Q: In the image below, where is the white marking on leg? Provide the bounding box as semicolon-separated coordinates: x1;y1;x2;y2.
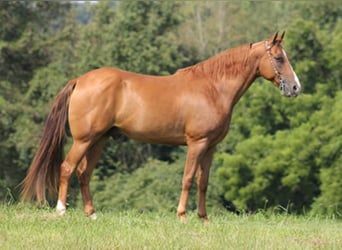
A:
56;200;66;216
89;213;97;220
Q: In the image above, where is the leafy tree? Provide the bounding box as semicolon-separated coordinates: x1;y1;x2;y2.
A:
310;92;342;216
323;19;342;93
108;2;192;75
285;3;342;95
0;2;73;200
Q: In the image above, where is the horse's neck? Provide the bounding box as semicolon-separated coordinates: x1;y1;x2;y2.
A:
227;69;259;106
217;48;261;106
177;43;263;107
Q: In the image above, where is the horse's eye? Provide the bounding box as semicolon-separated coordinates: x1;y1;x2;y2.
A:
275;56;284;63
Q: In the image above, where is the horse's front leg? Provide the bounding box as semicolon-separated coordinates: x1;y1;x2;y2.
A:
197;146;215;223
77;137;108;219
177;139;209;223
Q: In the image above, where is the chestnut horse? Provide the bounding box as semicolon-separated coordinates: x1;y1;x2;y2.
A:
21;32;300;222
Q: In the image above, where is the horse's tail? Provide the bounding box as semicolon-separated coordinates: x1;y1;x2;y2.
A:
21;79;77;205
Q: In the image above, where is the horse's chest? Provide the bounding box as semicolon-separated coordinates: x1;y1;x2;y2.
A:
208;114;232;143
186;108;232;144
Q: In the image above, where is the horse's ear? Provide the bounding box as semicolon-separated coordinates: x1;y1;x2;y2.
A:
271;32;279;45
280;31;285;42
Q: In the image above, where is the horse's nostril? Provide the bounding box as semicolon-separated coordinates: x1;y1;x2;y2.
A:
293;85;297;91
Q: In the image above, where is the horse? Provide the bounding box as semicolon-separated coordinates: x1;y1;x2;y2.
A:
21;32;301;222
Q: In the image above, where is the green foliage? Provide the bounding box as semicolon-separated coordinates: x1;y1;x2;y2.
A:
0;2;29;42
75;1;194;75
310;93;342;216
323;19;342;91
89;158;188;212
285;3;342;95
0;2;73;200
0;85;21;199
109;2;190;75
285;20;325;93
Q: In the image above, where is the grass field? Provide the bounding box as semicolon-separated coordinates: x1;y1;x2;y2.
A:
0;205;341;249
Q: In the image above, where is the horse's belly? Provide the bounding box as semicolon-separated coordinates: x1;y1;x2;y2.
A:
113;91;187;144
119;125;186;145
114;110;186;145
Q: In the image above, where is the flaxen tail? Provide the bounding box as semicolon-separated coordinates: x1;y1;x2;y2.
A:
21;79;77;205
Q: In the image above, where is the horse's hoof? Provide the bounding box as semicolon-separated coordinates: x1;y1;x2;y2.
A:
203;218;210;225
56;208;66;216
89;213;97;220
179;214;187;224
56;200;66;217
198;214;209;224
56;209;66;217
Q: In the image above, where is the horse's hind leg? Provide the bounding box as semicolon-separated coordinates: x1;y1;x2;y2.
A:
77;136;108;219
56;140;92;216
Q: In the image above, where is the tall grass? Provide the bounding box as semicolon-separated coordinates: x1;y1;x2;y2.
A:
0;205;341;249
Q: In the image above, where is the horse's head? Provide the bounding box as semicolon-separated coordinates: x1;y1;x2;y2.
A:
259;32;301;97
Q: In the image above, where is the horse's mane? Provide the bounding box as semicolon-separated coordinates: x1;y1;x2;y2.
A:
177;44;252;81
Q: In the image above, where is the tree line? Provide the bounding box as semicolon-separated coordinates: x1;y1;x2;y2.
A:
0;1;341;217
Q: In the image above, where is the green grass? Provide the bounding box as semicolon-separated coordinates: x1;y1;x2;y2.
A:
0;205;341;249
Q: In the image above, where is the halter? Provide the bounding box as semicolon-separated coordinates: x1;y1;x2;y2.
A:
265;40;286;91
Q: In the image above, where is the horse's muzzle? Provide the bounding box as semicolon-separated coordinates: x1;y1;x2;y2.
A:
280;80;301;97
